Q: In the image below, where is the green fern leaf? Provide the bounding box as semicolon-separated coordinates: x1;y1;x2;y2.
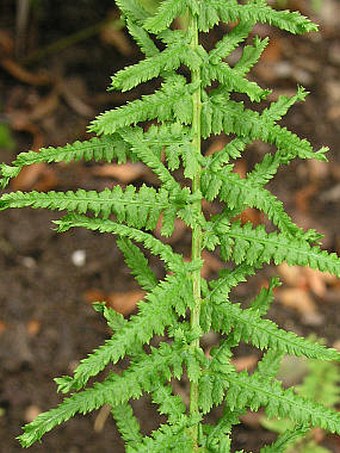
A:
209;21;253;61
203;61;269;102
260;425;310;453
90;76;193;135
128;417;195;453
255;349;285;381
249;277;282;315
116;238;158;291
0;185;178;230
56;273;191;393
54;213;184;270
203;169;310;239
226;372;340;434
115;0;150;24
92;302;126;333
111;43;201;92
234;36;269;75
20;341;186;447
111;403;143;448
212;301;340;361
224;221;340;276
198;1;318;34
0;136;133;189
126;18;159;57
151;385;186;424
144;0;188;33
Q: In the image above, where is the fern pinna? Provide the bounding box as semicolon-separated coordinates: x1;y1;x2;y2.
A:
1;0;339;451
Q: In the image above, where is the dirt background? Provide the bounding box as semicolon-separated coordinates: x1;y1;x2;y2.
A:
0;1;339;452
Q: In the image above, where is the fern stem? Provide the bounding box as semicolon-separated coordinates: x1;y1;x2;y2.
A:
188;10;202;451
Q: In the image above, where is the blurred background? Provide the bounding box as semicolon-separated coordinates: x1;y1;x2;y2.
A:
0;0;339;451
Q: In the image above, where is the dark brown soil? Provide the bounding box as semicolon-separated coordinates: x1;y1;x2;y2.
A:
0;1;339;452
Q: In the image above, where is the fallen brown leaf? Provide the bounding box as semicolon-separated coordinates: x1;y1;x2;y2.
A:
231;355;258;372
0;58;51;85
278;263;306;288
83;288;108;304
240;208;263;226
24;405;42;423
205;137;228;157
11;164;58;191
261;37;284;63
101;26;134;55
201;251;223;278
233;159;247;178
0;320;7;334
108;290;145;316
92;163;146;183
295;183;319;213
26;319;41;337
240;411;263;429
94;404;111;433
277;287;323;326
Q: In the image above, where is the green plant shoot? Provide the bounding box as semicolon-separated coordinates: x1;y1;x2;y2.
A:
0;0;339;451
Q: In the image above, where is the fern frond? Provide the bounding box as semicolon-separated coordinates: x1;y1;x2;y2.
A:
208;137;249;170
209;21;253;61
226;372;340;434
0;185;182;231
197;1;318;34
224;221;340;276
55;273;191;393
234;35;269;75
128;416;195;453
111;43;201;92
90;76;193;135
260;425;310;453
151;384;186;424
255;349;285;381
209;263;257;302
116;238;158;291
93;302;126;333
299;359;340;407
202;170;307;239
204;407;238;452
111;403;143;448
0;136;133;188
263;85;309;121
115;0;150;24
20;340;186;448
126;18;160;57
201;263;257;332
55;213;184;270
249;277;281;315
144;0;188;33
212;301;340;361
122;127;183;192
202;61;269;102
206;96;325;163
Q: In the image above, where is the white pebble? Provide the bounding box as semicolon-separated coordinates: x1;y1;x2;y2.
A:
71;250;86;267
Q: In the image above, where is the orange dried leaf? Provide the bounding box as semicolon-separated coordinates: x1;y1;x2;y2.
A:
108;290;145;316
0;320;7;334
24;406;42;423
205;137;228;156
26;319;41;337
92;163;146;183
84;288;109;304
201;251;223;278
231;355;258;372
278;287;323;326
